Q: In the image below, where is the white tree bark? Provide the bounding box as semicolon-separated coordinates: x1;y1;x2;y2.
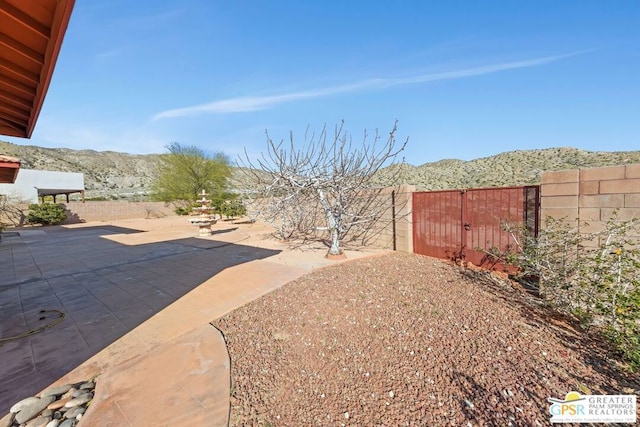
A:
238;121;408;257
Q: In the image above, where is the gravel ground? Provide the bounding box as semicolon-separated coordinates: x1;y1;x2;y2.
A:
213;252;639;426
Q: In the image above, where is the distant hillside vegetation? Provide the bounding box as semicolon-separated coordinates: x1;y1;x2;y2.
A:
377;147;640;190
2;141;639;198
0;141;160;199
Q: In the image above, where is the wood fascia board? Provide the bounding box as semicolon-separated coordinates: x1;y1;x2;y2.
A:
26;0;75;138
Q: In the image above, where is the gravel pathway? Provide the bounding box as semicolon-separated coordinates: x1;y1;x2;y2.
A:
213;252;639;426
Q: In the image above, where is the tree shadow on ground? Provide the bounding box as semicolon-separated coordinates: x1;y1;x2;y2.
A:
0;224;281;414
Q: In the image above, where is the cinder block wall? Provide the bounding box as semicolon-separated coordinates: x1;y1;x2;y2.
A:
540;169;579;221
362;184;415;252
540;164;640;241
61;201;175;224
392;184;414;253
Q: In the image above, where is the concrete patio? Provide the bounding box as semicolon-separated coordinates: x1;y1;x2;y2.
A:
0;216;384;425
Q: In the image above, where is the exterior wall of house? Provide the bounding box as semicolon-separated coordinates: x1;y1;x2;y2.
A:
0;169;84;203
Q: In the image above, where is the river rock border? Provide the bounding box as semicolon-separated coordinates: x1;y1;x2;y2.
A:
0;380;95;427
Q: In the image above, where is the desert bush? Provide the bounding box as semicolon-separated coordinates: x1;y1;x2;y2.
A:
26;203;67;225
151;142;231;203
174;206;190;216
489;214;640;370
219;197;247;219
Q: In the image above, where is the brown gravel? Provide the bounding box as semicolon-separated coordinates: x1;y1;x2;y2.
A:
212;252;639;426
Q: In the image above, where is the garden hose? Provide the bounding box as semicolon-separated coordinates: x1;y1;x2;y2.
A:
0;309;65;345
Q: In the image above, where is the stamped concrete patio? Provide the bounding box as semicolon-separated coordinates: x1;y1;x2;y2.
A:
0;216;383;425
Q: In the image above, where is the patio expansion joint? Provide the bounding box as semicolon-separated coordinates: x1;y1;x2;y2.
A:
113;400;134;426
51;292;101;353
177;381;207;409
16;285;37;375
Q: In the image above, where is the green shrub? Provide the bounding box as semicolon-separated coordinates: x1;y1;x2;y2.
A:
26;203;67;225
220;198;247;219
489;214;640;371
174;206;190;216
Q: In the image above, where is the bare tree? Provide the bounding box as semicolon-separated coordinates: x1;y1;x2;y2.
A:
241;120;407;256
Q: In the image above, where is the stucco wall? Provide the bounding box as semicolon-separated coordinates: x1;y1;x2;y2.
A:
0;169;84;203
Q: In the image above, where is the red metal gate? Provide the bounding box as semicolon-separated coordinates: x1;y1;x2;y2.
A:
413;186;539;269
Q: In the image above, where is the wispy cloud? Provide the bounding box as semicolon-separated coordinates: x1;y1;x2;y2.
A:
153;51;588;120
94;48;123;62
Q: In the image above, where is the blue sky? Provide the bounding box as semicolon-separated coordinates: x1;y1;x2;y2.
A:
5;0;640;165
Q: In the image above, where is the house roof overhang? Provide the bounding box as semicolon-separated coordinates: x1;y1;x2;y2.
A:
0;154;20;183
0;0;75;139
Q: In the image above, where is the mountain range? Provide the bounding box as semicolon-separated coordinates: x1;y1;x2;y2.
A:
2;140;639;199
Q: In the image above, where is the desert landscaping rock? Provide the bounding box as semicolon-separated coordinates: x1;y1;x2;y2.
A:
63;395;90;409
0;413;14;427
213;252;640;426
62;407;84;420
77;383;93;392
14;397;55;425
2;382;94;427
24;417;50;427
9;398;39;414
40;386;72;399
67;390;85;400
46;400;68;411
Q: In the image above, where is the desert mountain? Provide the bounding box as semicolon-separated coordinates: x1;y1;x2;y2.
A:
1;141;639;199
0;141;160;199
385;147;640;190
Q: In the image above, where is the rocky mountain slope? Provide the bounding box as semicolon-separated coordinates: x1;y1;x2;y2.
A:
388;147;640;190
0;141;160;199
2;140;639;198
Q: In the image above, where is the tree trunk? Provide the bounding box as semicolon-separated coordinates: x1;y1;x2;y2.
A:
317;188;342;255
329;224;341;255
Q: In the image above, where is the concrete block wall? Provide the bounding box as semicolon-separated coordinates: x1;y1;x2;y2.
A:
392;184;414;253
540;164;640;242
61;201;175;224
362;184;415;252
540;169;579;222
1;201;176;226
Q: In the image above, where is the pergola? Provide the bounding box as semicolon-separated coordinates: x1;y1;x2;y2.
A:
0;0;75;182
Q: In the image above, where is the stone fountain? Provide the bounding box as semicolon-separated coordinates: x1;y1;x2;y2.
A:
189;190;217;236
